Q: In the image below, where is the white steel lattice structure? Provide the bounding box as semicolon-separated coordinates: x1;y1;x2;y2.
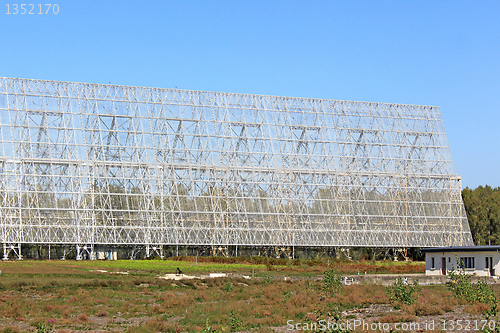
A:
0;77;473;250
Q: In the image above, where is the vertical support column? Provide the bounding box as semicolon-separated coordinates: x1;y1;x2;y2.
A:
76;245;82;260
61;246;67;260
15;244;22;260
89;245;95;260
129;246;139;260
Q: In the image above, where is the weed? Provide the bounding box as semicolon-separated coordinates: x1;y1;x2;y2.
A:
448;269;496;304
229;310;242;332
295;312;305;319
262;275;274;285
283;290;292;302
482;302;500;333
223;282;234;292
36;322;51;333
202;318;214;332
323;269;343;296
447;267;500;332
314;307;350;333
305;278;321;291
386;277;421;306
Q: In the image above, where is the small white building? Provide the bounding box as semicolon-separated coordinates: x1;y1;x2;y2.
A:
421;246;500;277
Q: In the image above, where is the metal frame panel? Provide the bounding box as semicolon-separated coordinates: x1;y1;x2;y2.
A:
0;77;473;247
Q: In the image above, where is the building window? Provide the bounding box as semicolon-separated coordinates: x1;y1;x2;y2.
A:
486;257;489;269
459;257;475;269
431;257;435;269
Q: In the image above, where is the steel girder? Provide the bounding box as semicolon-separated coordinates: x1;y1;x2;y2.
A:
0;77;473;248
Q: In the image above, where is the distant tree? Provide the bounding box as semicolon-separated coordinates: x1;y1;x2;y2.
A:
462;186;500;245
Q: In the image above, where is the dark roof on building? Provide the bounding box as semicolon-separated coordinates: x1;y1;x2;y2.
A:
421;246;500;253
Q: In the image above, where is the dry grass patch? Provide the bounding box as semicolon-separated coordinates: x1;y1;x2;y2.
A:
403;303;444;316
464;302;491;315
378;313;417;323
134;317;177;332
96;309;109;317
0;326;22;333
160;291;193;309
77;313;89;322
402;287;460;316
328;284;388;310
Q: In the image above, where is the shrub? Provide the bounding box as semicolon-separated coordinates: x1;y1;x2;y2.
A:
314;307;350;333
262;275;274;285
448;269;496;304
223;282;234;292
323;269;343;296
36;323;51;333
386;277;421;306
229;310;242;332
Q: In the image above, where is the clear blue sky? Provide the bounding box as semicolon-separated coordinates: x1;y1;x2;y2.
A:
1;0;498;189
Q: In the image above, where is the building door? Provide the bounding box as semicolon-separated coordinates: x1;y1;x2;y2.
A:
486;257;494;276
441;257;446;275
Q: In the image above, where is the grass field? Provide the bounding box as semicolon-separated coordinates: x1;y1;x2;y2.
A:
0;258;495;332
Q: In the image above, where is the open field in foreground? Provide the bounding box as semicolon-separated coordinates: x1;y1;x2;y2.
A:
0;258;497;332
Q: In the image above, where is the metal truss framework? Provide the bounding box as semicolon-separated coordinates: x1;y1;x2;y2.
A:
0;77;473;249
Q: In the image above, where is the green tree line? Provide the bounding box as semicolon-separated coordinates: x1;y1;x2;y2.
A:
463;185;500;245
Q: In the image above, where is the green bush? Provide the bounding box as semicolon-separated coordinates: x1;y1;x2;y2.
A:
323;269;343;296
447;265;500;333
223;282;234;292
464;278;499;332
386;277;421;305
229;310;241;332
448;269;496;304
